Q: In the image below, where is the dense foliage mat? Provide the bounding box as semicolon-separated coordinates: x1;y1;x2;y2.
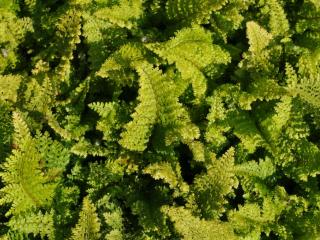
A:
0;0;320;239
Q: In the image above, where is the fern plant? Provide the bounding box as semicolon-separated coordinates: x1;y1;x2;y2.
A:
0;0;320;239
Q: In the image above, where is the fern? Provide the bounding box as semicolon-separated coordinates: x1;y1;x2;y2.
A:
0;9;32;73
228;110;272;154
94;0;143;29
294;0;320;49
192;147;238;218
71;137;114;158
243;20;275;71
258;96;292;146
236;157;276;180
97;43;146;86
147;26;230;100
163;206;237;240
0;112;56;215
119;61;201;151
286;60;320;108
209;0;253;42
8;211;54;239
89;102;123;142
166;0;227;24
229;188;289;238
102;196;124;240
0;231;29;240
119;63;161;151
266;0;290;36
34;131;70;174
0;75;21;103
0;0;320;238
143;161;189;195
246;21;273;54
71;197;101;240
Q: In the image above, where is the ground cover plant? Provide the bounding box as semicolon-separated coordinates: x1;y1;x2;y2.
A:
0;0;319;239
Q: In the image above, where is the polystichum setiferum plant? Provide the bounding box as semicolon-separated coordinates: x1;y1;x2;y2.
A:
0;0;320;239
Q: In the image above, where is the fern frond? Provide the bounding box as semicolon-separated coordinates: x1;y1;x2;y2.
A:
119;61;202;151
286;57;320;108
242;21;274;71
89;102;123;142
246;21;273;54
289;140;320;181
0;74;21;103
71;197;101;240
49;9;82;84
266;0;290;36
97;43;145;86
209;0;253;42
23;64;56;114
162;206;237;240
143;161;189;195
119;63;160;151
1;231;29;240
102;198;124;240
293;72;320;108
131;195;171;237
35;131;70;173
147;26;230;100
295;1;320;49
82;14;128;71
228;110;271;154
71;138;113;158
0;112;56;215
8;211;54;239
236;157;276;180
166;0;227;24
45;110;74;141
247;78;287;102
259;96;292;143
0;10;32;73
187;141;205;162
192;147;238;218
94;0;143;29
89;102;118;118
229;188;288;238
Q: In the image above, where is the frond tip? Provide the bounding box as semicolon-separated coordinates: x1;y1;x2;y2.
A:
246;21;273;54
71;197;101;240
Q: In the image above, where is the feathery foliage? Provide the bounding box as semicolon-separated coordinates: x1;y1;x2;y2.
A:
71;197;101;240
0;0;320;239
